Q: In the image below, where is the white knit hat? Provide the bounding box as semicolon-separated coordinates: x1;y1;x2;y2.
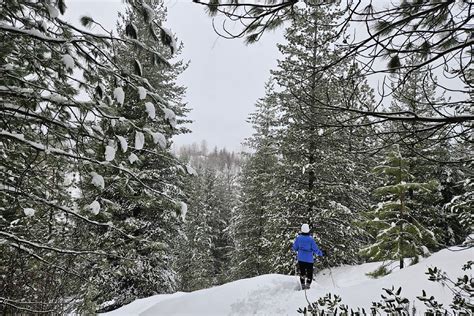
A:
301;223;310;233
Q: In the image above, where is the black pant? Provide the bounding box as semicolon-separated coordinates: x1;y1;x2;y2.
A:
298;261;314;285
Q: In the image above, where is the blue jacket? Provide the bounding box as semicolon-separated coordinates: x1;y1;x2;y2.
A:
292;234;323;263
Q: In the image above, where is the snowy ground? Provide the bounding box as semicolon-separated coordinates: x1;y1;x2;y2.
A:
103;247;473;316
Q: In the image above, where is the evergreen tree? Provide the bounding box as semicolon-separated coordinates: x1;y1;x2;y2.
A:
0;0;185;313
385;54;469;249
264;4;375;270
177;146;240;291
231;83;280;279
179;164;216;291
361;147;438;271
443;157;473;239
77;2;191;311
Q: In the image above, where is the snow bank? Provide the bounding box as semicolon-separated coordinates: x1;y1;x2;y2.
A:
102;247;473;316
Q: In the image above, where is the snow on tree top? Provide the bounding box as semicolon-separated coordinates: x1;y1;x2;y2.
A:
47;93;68;103
145;102;156;119
161;27;177;54
185;165;197;176
61;54;74;70
116;136;128;153
138;86;147;100
88;200;101;215
128;153;139;164
135;131;145;150
114;87;125;105
90;172;105;189
23;208;35;217
149;131;166;149
180;202;187;221
0;23;65;41
105;144;116;162
163;107;177;128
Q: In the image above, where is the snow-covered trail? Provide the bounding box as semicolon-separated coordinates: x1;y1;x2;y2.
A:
103;247;473;316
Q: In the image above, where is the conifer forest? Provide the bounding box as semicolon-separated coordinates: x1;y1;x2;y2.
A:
0;0;472;314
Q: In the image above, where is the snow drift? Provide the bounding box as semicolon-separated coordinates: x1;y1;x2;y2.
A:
103;247;473;315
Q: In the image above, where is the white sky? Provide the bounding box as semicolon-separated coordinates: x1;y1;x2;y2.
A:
64;0;284;152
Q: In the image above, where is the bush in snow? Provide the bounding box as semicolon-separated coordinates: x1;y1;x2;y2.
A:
297;261;474;315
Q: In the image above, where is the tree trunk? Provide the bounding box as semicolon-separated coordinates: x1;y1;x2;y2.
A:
399;158;405;269
307;14;318;218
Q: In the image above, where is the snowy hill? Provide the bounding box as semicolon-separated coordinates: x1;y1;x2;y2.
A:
103;248;473;316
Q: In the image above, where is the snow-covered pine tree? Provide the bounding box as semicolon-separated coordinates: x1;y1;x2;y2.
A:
385;54;470;249
177;146;240;291
0;0;184;313
361;147;438;271
263;4;375;270
178;163;216;291
75;2;191;312
443;156;473;240
209;156;238;285
230;82;280;279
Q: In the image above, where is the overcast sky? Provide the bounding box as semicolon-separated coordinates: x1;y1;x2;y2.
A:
65;0;284;152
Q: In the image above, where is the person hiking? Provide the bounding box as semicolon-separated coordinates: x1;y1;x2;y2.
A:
292;223;323;290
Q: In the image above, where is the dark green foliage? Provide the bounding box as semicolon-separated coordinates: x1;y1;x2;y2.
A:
231;84;280;279
57;0;66;15
385;53;471;248
374;20;394;36
388;55;401;72
160;28;174;54
267;5;376;270
205;0;220;16
177;146;241;291
366;265;390;279
126;23;138;39
84;2;190;311
80;16;94;28
360;148;438;269
245;33;260;45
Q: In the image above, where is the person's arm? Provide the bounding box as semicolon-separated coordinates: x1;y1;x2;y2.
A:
312;239;323;257
292;237;299;252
